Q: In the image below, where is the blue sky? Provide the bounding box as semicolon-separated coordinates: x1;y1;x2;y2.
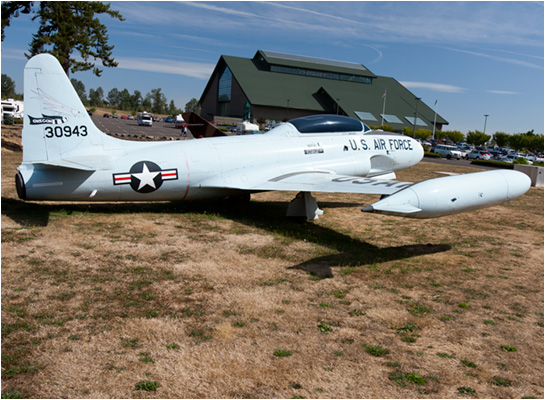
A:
1;1;543;135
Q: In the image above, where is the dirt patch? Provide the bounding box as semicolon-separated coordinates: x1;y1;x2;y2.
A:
2;129;543;398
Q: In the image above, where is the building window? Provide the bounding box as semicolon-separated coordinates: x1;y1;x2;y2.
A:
270;64;371;84
404;116;427;127
218;67;232;102
380;114;403;124
354;111;378;122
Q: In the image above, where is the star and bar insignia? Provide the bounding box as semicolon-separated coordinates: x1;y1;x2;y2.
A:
113;161;178;193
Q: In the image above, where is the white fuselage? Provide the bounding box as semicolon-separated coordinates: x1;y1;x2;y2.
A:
19;123;423;201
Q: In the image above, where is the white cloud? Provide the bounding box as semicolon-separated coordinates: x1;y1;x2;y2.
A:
400;81;466;93
486;90;520;95
116;57;214;79
1;48;27;60
439;46;543;70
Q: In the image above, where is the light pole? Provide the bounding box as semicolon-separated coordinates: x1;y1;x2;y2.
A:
483;114;489;134
413;97;421;138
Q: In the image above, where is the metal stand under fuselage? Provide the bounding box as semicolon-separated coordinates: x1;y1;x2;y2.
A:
286;191;324;220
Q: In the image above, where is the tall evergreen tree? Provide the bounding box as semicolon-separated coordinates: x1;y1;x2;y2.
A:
89;87;105;107
1;74;18;99
3;1;124;77
1;1;32;41
70;78;88;105
185;98;200;113
150;88;167;114
107;88;120;107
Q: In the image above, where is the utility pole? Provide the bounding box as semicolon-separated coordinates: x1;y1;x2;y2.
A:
432;99;438;141
483;114;489;134
381;90;387;126
413;97;421;138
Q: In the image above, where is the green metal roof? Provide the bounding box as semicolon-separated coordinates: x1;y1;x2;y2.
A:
207;53;448;129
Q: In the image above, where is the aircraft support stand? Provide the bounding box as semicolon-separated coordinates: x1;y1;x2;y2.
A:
286;191;324;220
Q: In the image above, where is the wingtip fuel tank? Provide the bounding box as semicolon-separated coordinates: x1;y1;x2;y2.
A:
362;170;531;219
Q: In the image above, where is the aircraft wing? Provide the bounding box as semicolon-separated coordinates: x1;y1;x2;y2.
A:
200;170;414;195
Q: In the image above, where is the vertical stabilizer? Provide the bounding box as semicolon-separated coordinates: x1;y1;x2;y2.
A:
23;54;102;163
182;112;227;137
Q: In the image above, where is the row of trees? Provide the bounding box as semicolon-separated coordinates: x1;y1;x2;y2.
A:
399;127;543;153
70;78;199;115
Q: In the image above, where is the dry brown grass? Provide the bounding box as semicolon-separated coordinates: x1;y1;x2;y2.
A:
2;126;543;398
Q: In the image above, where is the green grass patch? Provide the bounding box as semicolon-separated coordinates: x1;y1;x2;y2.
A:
317;322;332;333
362;344;389;357
134;380;158;391
389;371;427;387
273;349;292;357
120;337;140;348
457;386;476;395
461;359;477;368
501;345;517;352
407;303;430;317
491;376;512;387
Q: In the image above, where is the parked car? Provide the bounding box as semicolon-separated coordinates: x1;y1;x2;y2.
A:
127;115;134;120
165;117;173;123
467;150;491;160
489;150;504;160
501;154;521;163
457;145;473;159
112;114;118;119
432;144;462;160
137;113;153;127
120;115;127;119
103;113;110;118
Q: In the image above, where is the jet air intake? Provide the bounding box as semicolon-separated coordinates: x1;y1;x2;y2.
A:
362;170;531;219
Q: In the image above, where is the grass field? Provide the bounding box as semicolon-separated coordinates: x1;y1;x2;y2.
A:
2;125;543;398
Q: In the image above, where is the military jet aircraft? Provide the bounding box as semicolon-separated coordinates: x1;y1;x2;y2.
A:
16;54;531;219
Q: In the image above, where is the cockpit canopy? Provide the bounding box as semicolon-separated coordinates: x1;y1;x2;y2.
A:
289;114;370;134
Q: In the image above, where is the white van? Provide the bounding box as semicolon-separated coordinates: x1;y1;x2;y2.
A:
236;121;261;135
137;113;153;127
433;144;462;160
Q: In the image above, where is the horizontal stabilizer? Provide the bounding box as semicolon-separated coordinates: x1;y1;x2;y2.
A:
36;155;114;171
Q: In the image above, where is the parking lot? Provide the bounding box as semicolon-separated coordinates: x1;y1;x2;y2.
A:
91;114;194;140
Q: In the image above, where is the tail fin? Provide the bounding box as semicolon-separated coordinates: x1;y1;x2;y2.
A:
23;54;105;165
182;112;227;138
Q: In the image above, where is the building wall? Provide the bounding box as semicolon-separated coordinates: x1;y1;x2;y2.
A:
200;74;220;118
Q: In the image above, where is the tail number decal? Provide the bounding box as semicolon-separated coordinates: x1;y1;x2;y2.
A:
44;126;88;138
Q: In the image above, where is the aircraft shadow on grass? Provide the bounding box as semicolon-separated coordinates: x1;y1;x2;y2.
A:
2;197;451;278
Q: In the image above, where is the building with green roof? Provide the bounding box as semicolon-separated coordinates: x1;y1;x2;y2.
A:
199;50;448;132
